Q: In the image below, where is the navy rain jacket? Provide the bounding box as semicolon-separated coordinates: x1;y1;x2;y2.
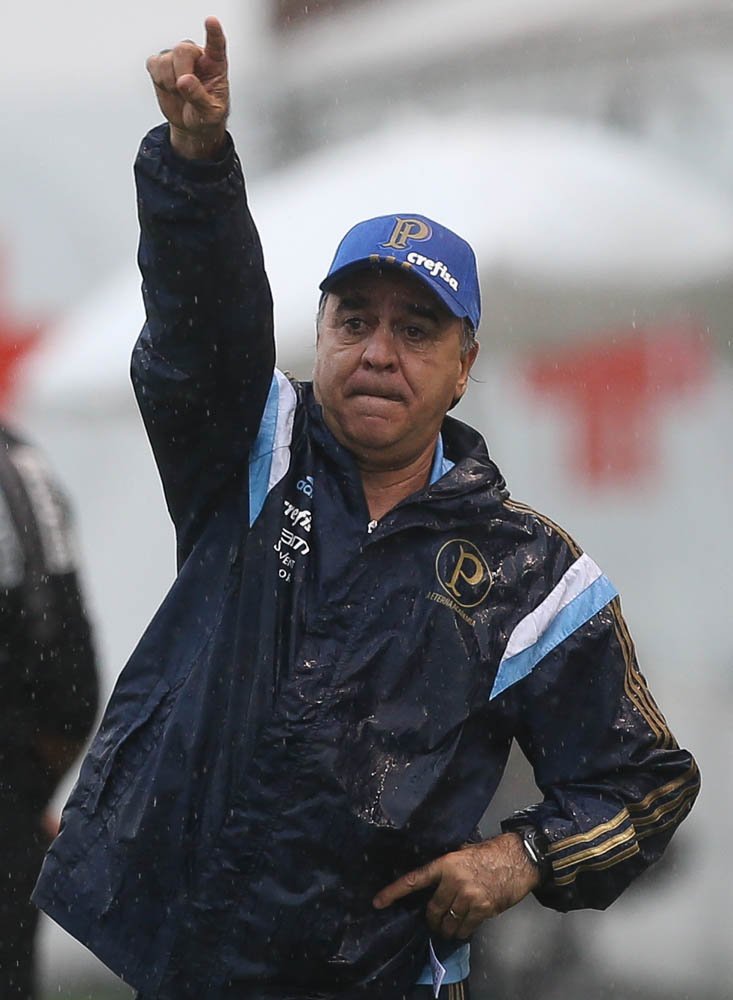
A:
33;126;700;999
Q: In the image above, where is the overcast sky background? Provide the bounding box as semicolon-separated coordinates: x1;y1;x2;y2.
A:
2;3;264;317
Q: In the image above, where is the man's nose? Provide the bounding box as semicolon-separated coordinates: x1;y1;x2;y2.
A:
361;323;398;369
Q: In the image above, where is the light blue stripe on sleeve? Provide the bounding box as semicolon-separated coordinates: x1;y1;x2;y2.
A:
248;374;279;526
489;573;618;699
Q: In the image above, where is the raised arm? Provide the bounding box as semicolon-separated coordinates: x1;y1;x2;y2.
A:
132;18;275;558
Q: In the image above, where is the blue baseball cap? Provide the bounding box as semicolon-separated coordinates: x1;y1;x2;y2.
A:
320;213;481;331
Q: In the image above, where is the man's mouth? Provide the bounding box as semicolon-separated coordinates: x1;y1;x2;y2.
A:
348;385;405;403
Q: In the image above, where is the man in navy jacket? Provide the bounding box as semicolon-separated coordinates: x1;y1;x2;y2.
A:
33;17;699;1000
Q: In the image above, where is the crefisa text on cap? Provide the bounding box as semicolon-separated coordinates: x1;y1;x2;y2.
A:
405;252;459;292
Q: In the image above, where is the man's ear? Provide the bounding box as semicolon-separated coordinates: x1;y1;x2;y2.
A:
450;341;479;409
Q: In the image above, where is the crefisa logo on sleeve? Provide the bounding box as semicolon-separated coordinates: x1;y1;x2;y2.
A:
427;539;493;625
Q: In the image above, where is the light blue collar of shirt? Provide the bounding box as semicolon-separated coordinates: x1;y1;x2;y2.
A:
429;434;455;486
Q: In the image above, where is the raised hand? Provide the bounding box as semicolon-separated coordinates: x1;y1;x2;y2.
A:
145;16;229;159
372;833;540;940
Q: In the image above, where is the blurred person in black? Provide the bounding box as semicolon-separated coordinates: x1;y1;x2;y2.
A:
0;423;99;999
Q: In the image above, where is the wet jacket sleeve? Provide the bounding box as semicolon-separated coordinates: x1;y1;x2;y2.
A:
498;541;700;913
131;124;275;559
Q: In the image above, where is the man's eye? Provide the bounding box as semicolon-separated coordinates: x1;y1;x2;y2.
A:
403;326;427;342
344;317;364;331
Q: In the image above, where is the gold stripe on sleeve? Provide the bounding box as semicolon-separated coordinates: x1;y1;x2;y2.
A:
547;806;630;855
551;824;638;872
503;500;673;751
502;498;583;559
627;762;700;821
554;842;641;886
633;783;699;834
610;598;673;748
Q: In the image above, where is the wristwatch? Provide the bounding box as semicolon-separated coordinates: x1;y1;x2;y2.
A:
514;824;552;886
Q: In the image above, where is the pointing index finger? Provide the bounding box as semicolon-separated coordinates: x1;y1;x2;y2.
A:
373;861;439;909
204;16;227;62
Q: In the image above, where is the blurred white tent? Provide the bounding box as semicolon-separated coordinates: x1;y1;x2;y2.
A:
23;113;733;410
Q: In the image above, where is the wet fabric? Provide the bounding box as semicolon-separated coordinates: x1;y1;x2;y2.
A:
33;125;699;999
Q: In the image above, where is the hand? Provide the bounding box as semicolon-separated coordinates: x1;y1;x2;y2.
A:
372;833;540;940
145;16;229;159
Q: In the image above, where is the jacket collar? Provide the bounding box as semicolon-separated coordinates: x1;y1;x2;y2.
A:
302;382;508;524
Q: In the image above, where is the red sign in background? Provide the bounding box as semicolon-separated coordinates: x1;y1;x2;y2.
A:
0;250;715;491
525;324;712;487
0;256;44;416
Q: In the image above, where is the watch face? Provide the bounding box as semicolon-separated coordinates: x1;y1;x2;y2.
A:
519;826;551;884
522;830;543;864
530;828;549;855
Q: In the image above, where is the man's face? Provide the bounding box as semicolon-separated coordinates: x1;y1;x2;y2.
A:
313;268;478;471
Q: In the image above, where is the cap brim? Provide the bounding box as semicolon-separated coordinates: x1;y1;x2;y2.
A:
320;257;470;324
